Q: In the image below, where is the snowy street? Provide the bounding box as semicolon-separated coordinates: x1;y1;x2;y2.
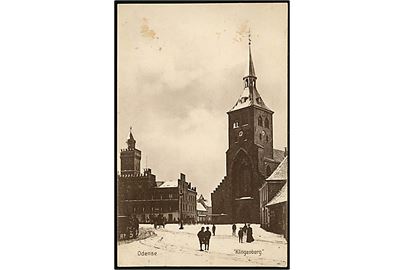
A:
118;224;287;267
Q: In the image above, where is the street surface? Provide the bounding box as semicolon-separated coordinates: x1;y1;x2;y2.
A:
118;224;287;267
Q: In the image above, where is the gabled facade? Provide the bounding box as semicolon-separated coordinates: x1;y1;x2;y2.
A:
259;156;288;239
197;195;212;224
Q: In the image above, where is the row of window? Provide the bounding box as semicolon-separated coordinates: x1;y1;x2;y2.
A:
133;205;177;213
233;116;270;129
124;192;177;200
184;194;195;203
258;116;270;128
182;203;195;211
244;80;256;88
132;202;196;213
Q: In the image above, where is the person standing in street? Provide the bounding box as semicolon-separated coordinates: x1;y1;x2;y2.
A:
232;224;237;236
197;227;205;251
242;223;248;234
246;224;254;243
238;227;244;243
204;226;212;250
212;224;216;236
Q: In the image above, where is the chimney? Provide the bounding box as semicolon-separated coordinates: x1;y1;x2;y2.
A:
180;173;186;181
284;147;288;157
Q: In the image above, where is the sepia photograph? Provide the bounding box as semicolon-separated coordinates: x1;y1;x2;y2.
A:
4;1;405;270
115;1;289;268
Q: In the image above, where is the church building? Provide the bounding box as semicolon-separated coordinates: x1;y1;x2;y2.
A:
211;39;286;224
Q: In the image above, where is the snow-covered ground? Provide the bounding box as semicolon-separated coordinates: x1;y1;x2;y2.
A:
118;224;287;267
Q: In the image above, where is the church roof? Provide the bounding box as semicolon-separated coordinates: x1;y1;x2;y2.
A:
229;87;271;112
266;183;287;206
266;156;288;181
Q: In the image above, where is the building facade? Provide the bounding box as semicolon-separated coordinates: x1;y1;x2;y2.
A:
259;156;288;239
117;129;197;224
196;195;212;224
211;41;286;224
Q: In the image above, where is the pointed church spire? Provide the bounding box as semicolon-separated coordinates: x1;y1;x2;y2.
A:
248;31;256;77
243;31;257;87
229;32;272;113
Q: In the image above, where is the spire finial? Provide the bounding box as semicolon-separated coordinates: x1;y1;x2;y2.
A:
246;29;256;77
127;125;135;148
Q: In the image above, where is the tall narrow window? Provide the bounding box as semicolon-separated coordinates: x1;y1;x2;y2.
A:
258;116;263;126
265;118;269;128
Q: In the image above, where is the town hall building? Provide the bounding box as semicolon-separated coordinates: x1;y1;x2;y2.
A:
211;40;287;224
117;128;197;225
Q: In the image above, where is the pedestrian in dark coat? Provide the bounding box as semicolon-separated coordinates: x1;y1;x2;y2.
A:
212;224;216;236
246;224;254;243
204;226;212;250
197;227;205;251
238;227;243;243
232;224;237;236
242;223;248;233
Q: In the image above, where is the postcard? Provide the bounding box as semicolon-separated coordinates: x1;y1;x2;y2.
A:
115;1;289;268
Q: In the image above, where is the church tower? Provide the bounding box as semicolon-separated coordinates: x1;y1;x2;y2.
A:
120;127;141;176
224;36;278;223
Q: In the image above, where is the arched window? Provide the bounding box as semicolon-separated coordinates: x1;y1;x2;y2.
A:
266;166;272;177
259;133;262;140
265;118;269;128
258;116;263;126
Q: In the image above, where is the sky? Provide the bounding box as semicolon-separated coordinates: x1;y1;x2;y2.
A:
117;3;288;201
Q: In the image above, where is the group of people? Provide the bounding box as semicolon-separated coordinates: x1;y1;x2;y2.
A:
197;226;213;251
197;223;255;251
233;223;254;243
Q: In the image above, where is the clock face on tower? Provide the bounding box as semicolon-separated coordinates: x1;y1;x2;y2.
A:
239;130;244;137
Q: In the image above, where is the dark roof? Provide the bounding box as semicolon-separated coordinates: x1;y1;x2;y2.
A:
273;149;286;163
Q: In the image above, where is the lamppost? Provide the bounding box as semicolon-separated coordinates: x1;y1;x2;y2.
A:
179;190;184;229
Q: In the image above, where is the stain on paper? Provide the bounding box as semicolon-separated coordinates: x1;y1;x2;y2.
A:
140;18;158;39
